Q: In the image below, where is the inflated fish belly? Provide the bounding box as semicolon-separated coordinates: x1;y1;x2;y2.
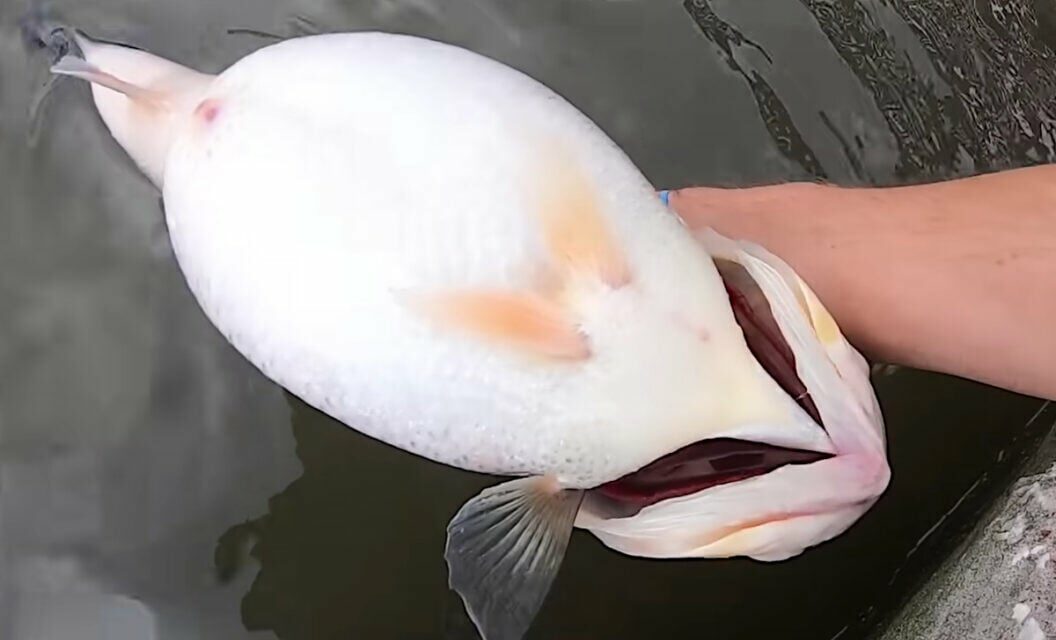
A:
36;24;890;640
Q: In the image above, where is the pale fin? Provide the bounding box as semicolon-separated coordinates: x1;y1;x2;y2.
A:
445;477;584;640
409;290;590;361
51;55;163;107
537;146;630;288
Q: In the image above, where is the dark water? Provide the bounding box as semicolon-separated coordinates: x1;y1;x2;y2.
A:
1;1;1054;639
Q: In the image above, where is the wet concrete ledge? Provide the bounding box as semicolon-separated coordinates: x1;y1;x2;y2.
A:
878;402;1056;640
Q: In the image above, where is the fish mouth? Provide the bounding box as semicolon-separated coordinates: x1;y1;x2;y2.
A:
593;259;832;516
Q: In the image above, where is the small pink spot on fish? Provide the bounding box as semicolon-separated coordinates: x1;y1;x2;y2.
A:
673;312;709;341
194;98;222;124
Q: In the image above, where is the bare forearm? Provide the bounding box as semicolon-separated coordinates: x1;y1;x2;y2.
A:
669;165;1056;400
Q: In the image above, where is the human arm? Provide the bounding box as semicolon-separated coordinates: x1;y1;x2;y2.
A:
667;165;1056;400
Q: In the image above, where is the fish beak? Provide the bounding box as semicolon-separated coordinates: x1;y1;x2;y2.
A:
48;30;214;188
575;228;891;561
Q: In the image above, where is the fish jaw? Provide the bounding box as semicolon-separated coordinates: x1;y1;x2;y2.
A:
51;31;215;188
575;229;891;561
577;450;888;560
698;228;887;460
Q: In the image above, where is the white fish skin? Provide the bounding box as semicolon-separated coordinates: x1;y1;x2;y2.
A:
577;231;889;562
42;26;890;640
90;31;824;489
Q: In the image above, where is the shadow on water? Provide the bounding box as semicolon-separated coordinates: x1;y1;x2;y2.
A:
217;379;1052;640
2;0;1055;639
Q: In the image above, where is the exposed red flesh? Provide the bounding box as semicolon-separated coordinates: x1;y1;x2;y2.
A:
593;271;829;513
722;277;822;425
595;438;830;505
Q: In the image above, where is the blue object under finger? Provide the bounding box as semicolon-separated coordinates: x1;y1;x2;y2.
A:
658;190;670;206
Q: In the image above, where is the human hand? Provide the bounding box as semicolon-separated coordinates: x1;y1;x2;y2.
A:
662;169;1056;401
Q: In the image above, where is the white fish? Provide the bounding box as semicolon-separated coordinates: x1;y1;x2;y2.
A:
38;23;890;640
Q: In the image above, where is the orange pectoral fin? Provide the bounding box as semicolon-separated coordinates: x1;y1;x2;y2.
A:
537;148;630;288
409;290;591;361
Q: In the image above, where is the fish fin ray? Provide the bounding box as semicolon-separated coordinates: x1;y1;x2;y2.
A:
445;477;584;640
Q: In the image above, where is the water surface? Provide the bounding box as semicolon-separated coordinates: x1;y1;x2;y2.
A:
1;1;1054;638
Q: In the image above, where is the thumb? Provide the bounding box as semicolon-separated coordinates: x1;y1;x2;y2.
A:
658;187;762;231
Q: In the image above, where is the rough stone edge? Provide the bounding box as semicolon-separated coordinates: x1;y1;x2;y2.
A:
879;403;1056;640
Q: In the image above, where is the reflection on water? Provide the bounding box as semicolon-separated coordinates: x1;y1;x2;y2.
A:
803;0;1056;176
685;0;1056;184
215;396;483;640
1;0;1054;639
219;388;1052;640
683;0;830;179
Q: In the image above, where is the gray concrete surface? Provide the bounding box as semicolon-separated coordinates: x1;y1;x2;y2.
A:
879;404;1056;640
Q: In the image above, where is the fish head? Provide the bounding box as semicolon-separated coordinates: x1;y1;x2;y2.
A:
574;228;890;562
48;31;214;188
439;221;892;640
